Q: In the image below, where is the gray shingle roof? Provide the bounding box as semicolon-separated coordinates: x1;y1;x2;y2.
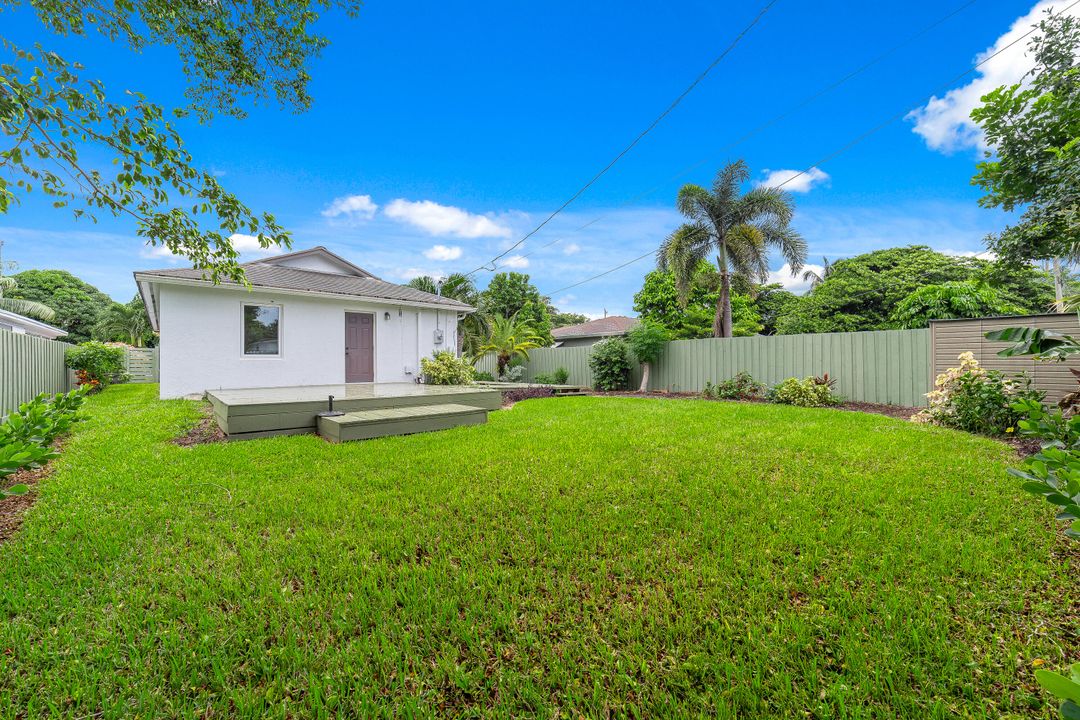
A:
552;315;638;339
135;259;473;311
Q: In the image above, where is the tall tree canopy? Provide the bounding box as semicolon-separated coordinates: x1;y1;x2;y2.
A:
479;272;553;345
633;265;761;339
774;246;1055;334
658;161;805;337
8;269;116;342
92;295;155;347
405;273;488;356
972;12;1080;265
1;0;361;282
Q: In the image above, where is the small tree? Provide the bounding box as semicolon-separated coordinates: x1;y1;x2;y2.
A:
475;314;542;378
65;341;126;388
626;321;669;391
588;338;631;391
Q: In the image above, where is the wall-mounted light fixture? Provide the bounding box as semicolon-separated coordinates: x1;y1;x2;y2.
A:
384;311;391;321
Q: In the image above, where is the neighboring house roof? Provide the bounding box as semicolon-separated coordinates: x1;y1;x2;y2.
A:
552;315;638;340
0;308;67;340
135;246;473;331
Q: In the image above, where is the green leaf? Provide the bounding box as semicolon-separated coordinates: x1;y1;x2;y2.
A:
1037;670;1080;703
2;484;29;496
1062;699;1080;720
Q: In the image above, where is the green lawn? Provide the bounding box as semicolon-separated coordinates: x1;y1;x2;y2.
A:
0;384;1075;718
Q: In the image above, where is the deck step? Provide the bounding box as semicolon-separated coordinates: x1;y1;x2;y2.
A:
317;403;488;443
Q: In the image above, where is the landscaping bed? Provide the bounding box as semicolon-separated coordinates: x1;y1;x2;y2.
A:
0;384;1075;718
590;389;920;420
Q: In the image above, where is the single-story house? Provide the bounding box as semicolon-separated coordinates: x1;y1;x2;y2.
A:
552;315;638;348
135;246;474;399
0;307;67;340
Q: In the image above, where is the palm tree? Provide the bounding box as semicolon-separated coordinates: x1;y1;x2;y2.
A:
406;273;490;356
474;314;542;377
93;297;152;346
802;257;834;289
0;275;56;323
658;161;806;338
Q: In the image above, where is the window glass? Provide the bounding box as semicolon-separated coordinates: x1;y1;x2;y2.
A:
243;305;280;355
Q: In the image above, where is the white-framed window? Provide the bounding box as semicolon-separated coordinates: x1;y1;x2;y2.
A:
242;303;282;356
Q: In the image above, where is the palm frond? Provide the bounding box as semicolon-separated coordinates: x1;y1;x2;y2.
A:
726;224;770;283
675;184;714;223
0;296;56;322
659;223;712;304
737;185;795;226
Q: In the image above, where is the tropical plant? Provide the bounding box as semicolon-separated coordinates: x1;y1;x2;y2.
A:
420;351;474;386
911;352;1042;435
801;257;834;289
1007;397;1080;542
479;273;554;345
658;160;806;337
890;280;1027;328
6;270;118;343
0;387;89;494
0;274;56;323
987;325;1080;361
407;273;489;356
769;377;840;407
65;341;127;387
1035;663;1080;719
587;337;631;391
633;265;762;339
626;321;668;392
703;371;764;400
92;295;153;346
475;314;543;378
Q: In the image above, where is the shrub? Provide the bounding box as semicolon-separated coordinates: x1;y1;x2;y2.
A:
703;371;764;400
473;371;496;382
65;341;126;387
911;352;1041;435
500;365;525;383
769;377;840;407
588;338;631;391
420;351;474;385
552;367;569;385
0;387;89;489
533;368;569;385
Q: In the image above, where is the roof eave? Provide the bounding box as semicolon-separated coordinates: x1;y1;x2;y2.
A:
133;273;475;313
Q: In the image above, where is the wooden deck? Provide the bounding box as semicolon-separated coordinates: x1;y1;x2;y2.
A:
317;403;488;443
207;383;502;440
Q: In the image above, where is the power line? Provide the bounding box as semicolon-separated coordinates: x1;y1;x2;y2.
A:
544;0;1079;298
464;0;780;277
499;0;983;270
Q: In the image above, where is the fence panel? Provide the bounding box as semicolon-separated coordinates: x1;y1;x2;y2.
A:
125;347;159;383
0;330;72;417
473;329;933;406
931;314;1080;404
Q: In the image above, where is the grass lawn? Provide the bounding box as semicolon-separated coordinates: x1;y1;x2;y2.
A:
0;384;1075;718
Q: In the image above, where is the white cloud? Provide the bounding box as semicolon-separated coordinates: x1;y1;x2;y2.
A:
228;233;285;255
556;295;575;306
768;262;821;295
907;0;1079;153
396;267;446;281
500;255;529;269
941;248;998;261
757;167;830;193
384;199;512;239
139;244;177;261
423;244;462;261
322;194;379;221
563;243;581;255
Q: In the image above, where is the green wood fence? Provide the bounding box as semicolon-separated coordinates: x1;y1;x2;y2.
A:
477;328;932;406
0;330;73;417
124;347;159;383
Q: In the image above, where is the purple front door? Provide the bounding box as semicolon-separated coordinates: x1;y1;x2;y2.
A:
345;312;374;382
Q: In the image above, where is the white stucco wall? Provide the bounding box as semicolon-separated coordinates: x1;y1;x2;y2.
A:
157;284;459;398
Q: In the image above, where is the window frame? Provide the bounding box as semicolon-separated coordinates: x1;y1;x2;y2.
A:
240;302;284;358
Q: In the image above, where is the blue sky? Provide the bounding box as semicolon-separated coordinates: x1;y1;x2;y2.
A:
0;0;1072;317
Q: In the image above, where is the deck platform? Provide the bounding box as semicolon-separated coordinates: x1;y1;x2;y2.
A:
206;383;501;440
317;403;488;442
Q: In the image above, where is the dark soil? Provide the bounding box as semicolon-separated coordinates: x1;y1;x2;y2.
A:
501;387;556;408
173;405;226;446
587;390;920;421
0;440;63;545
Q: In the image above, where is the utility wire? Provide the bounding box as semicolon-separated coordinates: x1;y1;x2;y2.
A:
464;0;780;277
499;0;983;269
544;0;1079;298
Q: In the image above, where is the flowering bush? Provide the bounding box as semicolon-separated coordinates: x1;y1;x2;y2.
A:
420;351;474;385
65;341;126;387
911;352;1042;435
768;376;840;407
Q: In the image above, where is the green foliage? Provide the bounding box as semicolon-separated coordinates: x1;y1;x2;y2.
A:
626;321;668;365
480;273;553;345
769;377;840;407
972;14;1080;263
92;295;154;347
987;325;1080;361
0;384;1075;716
473;371;496;382
407;274;488;356
702;372;764;400
633;266;760;339
0;386;88;486
775;246;1055;335
658;160;805;337
476;314;543;378
912;352;1042;435
754;284;798;335
1034;663;1080;718
420;351;474;386
533;368;569;385
64;341;126;385
890;280;1027;328
550;311;588;328
8;270;116;343
588;337;631;391
0;272;56;323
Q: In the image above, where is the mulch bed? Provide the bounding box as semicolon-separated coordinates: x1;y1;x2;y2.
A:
0;440;63;545
173;405;226;446
586;390;921;421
